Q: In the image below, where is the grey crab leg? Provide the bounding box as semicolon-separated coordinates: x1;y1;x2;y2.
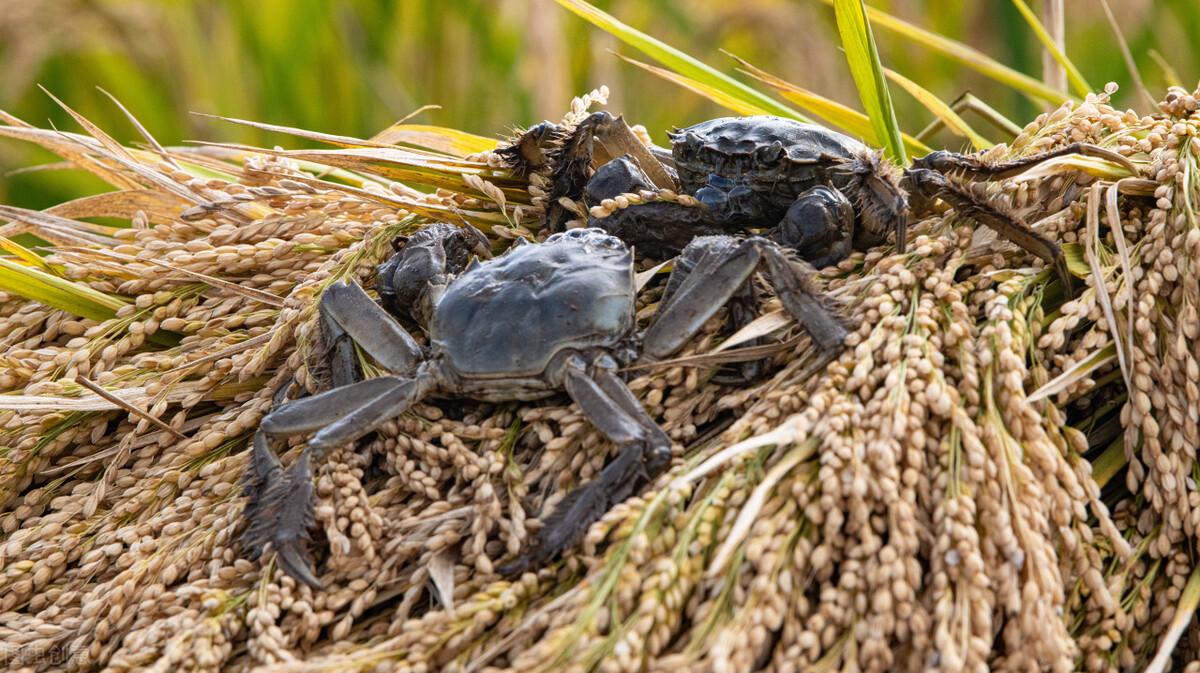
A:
913;142;1138;181
498;355;672;577
320;304;360;389
642;236;849;361
904;168;1075;296
241;432;322;589
261;376;413;436
320;280;423;376
589;199;729;259
245;373;434;588
591;357;672;467
306;374;433;453
658;240;769;383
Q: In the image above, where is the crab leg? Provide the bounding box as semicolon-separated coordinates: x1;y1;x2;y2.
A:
260;376;413;436
643;236;849;360
591;358;673;460
307;374;433;453
589;199;728;259
905;168;1075;295
914;142;1138;181
319;304;360;388
499;355;672;577
320;280;423;376
657;240;770;382
245;372;435;588
241;432;322;589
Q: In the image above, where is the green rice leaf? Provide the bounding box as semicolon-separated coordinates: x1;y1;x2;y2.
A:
833;0;907;164
729;52;932;155
1090;435;1125;489
1009;0;1092;97
616;55;771;117
817;0;1070;105
1062;242;1089;277
553;0;811;122
0;236;52;271
884;69;992;150
0;257;125;322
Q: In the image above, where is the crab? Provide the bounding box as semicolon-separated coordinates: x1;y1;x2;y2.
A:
510;112;1138;293
242;222;848;588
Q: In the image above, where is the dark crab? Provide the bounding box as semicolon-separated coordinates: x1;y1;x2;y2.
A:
242;223;847;588
511;112;1138;293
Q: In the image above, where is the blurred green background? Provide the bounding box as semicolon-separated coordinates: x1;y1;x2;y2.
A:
1;0;1196;210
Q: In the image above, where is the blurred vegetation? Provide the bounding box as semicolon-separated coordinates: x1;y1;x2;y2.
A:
1;0;1196;210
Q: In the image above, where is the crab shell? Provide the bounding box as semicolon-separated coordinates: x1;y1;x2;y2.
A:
670;115;871;211
430;228;636;379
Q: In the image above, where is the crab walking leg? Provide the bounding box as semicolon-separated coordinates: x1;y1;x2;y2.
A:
656;240;769;382
906;168;1075;296
246;373;434;588
320;280;423;376
915;142;1138;181
241;432;323;589
643;236;849;360
757;243;851;353
500;356;673;576
590;359;673;475
307;373;434;453
260;376;411;436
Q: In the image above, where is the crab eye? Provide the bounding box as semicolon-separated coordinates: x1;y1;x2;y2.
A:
754;141;784;163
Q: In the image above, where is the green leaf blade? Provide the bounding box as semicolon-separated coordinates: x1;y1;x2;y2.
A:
553;0;810;122
833;0;907;165
884;69;992;150
0;257;125;322
1009;0;1092;97
818;0;1071;105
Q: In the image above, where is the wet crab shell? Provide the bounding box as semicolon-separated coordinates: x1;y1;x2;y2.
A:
670;116;870;209
430;228;636;378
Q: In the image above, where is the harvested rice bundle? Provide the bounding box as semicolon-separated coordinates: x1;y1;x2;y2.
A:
0;79;1197;673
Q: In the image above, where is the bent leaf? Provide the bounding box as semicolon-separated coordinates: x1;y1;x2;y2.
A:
817;0;1070;105
729;52;930;155
0;257;125;321
833;0;907;164
616;55;771;117
1009;0;1091;97
370;124;500;157
884;69;992;150
553;0;810;122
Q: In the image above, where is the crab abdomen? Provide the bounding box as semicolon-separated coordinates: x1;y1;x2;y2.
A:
431;229;636;378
